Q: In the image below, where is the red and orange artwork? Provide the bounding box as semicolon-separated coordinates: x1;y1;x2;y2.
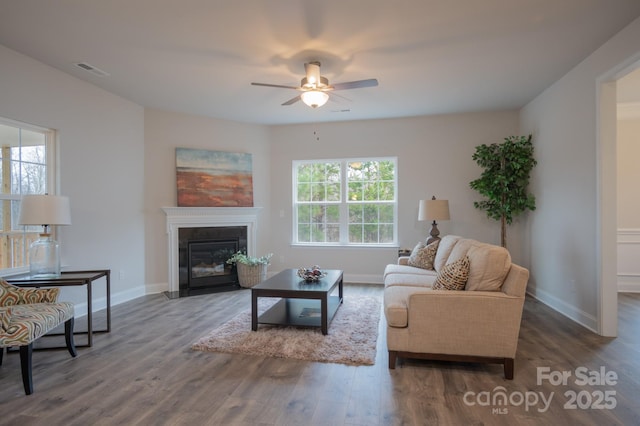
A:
176;148;253;207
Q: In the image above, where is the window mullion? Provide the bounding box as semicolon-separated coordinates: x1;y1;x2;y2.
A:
339;160;348;244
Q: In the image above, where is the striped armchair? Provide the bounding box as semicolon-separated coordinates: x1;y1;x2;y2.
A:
0;279;77;395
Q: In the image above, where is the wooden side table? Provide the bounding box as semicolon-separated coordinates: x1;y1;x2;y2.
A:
398;249;412;257
5;270;111;347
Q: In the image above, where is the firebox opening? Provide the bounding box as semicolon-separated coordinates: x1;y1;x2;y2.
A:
178;225;248;297
188;240;237;288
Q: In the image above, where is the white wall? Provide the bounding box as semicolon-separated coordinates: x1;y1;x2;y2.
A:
0;42;521;302
520;16;640;333
617;117;640;228
268;112;520;283
617;117;640;292
0;44;145;315
143;109;271;292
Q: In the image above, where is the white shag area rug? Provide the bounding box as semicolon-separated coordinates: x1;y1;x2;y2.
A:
192;295;381;366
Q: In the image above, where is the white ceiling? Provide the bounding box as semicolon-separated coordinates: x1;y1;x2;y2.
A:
1;1;640;125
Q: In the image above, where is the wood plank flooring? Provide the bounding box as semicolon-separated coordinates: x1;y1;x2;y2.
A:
1;285;639;425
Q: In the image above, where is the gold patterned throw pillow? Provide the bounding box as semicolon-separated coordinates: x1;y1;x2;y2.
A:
432;256;470;290
407;240;439;270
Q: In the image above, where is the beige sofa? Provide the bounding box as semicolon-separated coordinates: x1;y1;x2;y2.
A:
383;235;529;379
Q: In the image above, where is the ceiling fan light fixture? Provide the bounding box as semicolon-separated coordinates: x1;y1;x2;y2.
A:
301;90;329;108
301;76;329;89
251;61;378;108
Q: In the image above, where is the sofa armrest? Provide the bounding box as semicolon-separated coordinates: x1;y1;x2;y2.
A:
0;280;60;306
405;291;526;358
501;263;529;297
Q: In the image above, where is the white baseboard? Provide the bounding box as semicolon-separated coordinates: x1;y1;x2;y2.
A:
143;275;385;299
618;275;640;293
268;270;383;285
526;286;598;333
344;273;384;285
145;282;168;295
73;274;383;319
73;285;147;318
618;229;640;292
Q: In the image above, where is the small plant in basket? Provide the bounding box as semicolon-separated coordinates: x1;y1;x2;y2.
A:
226;251;273;266
226;251;273;288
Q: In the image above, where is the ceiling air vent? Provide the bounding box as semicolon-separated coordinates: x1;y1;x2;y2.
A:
74;62;110;77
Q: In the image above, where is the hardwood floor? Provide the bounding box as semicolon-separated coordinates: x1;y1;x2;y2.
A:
1;285;639;425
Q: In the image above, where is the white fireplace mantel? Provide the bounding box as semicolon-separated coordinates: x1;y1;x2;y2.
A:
162;207;262;293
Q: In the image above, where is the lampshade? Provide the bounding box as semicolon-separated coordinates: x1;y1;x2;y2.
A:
18;194;72;226
301;90;329;108
418;198;450;222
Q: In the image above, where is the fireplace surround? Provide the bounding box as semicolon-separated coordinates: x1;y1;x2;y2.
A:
163;207;261;298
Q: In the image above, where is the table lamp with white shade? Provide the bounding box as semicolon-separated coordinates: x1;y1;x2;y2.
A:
18;194;71;277
418;196;450;245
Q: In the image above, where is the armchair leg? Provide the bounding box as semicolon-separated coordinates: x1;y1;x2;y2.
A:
65;318;77;358
0;347;4;366
19;343;34;395
504;358;514;380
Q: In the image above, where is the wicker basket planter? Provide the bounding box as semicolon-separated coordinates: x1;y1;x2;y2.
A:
236;262;268;288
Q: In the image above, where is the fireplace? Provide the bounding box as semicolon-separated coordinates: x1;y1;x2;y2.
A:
179;226;247;296
163;207;261;298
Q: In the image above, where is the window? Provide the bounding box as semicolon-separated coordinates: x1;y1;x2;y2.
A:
293;157;397;246
0;118;55;272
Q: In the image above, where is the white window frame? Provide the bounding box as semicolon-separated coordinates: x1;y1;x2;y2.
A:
292;157;398;247
0;117;57;275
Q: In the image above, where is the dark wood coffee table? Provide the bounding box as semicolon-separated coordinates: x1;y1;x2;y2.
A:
251;269;343;335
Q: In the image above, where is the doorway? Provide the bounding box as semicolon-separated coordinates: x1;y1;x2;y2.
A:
598;57;640;336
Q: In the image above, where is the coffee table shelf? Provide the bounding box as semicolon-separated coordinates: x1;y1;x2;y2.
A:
251;269;343;335
258;296;342;328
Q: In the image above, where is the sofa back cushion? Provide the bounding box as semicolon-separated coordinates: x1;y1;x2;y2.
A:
446;238;477;263
434;235;461;272
464;243;512;291
435;238;512;291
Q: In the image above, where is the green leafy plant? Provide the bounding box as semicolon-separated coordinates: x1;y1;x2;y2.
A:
469;135;537;248
226;251;273;266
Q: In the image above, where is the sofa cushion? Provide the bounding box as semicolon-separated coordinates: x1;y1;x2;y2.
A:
407;240;439;270
432;256;470;290
385;272;436;288
464;244;511;291
446;238;477;263
384;263;436;280
434;235;462;272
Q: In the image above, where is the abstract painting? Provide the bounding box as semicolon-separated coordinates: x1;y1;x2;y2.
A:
176;148;253;207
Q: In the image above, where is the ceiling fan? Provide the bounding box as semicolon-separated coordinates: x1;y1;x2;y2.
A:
251;61;378;108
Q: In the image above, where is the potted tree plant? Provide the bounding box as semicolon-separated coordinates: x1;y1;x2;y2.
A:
226;251;273;288
469;134;537;248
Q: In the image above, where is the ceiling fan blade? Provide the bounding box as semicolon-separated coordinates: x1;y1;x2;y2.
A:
331;79;379;90
328;91;352;103
282;95;301;106
251;82;299;90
